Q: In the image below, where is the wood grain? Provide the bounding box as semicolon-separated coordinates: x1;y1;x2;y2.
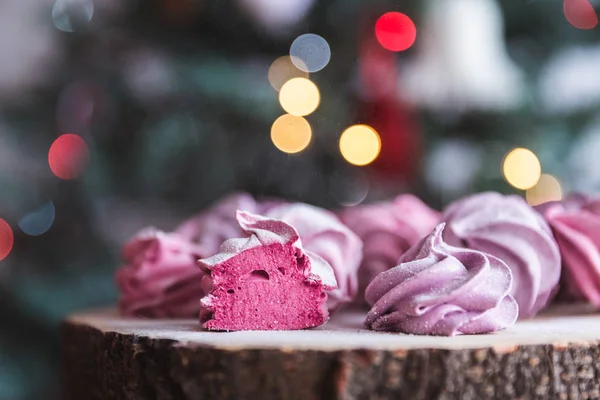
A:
62;304;600;400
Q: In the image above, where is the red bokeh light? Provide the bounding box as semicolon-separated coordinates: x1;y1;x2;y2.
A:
564;0;598;29
0;219;13;262
375;12;417;52
48;134;90;180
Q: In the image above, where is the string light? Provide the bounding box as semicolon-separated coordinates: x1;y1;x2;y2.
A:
339;125;381;166
279;78;320;116
563;0;598;30
290;34;331;73
271;114;312;154
0;218;13;262
526;174;563;206
18;201;56;236
375;12;417;52
503;148;542;190
48;134;90;180
268;56;308;92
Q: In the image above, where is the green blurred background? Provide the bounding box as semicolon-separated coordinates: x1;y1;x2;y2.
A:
2;0;600;397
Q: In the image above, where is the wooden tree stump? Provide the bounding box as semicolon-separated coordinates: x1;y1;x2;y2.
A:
62;304;600;400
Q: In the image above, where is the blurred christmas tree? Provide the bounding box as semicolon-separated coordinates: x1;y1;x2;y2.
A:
1;0;600;397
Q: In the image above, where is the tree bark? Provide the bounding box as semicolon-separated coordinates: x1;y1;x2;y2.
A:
62;305;600;400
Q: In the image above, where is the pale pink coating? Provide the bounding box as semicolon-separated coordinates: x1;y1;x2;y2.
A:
175;192;285;256
177;194;359;310
339;195;441;300
115;228;206;318
115;193;281;318
175;193;262;256
199;211;337;331
442;192;561;318
365;224;518;336
266;203;363;310
537;194;600;307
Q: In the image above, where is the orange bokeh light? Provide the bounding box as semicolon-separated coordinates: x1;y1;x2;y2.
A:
339;124;381;166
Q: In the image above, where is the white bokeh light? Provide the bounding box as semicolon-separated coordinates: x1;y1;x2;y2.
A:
425;139;483;197
290;34;331;73
52;0;94;33
329;171;370;207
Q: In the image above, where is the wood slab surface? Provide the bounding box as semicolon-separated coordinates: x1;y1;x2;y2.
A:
62;304;600;400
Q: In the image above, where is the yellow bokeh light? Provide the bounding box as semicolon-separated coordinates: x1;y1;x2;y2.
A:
503;148;542;190
339;125;381;166
526;174;563;206
271;114;312;154
279;78;320;117
268;56;309;92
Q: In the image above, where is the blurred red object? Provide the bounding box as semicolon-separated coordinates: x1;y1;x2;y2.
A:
48;134;90;180
564;0;598;29
163;0;200;23
358;17;421;180
0;218;13;261
375;12;417;52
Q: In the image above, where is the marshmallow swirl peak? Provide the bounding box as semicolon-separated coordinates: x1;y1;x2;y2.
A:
199;210;337;289
198;211;338;331
176;192;286;255
266;203;363;310
537;194;600;307
365;224;518;336
116;228;206;318
175;193;263;257
339;195;440;300
442;192;561;318
116;193;283;318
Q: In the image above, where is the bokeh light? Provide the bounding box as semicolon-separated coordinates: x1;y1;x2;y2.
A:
425;140;483;196
271;114;312;154
564;0;598;30
526;174;563;206
503;148;542;190
48;134;90;180
56;81;99;133
279;78;320;116
268;56;309;92
329;171;370;206
52;0;94;33
290;34;331;73
339;125;381;166
0;219;13;262
18;201;56;236
375;12;417;52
